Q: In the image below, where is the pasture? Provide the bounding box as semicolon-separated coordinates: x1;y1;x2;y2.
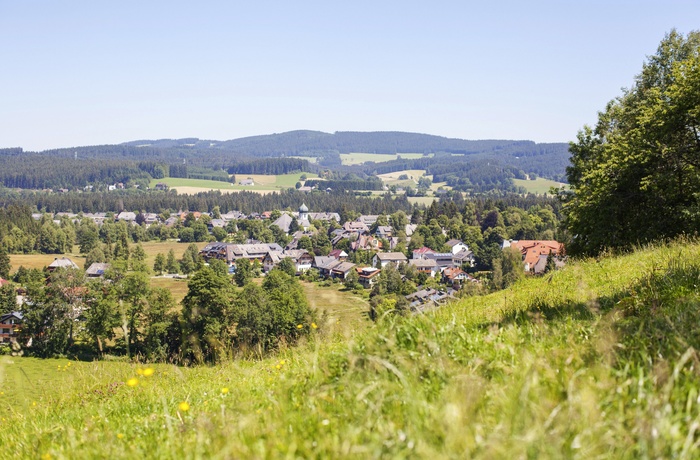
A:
151;173;316;195
513;177;567;194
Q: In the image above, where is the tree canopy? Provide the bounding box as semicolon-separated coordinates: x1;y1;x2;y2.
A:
564;30;700;255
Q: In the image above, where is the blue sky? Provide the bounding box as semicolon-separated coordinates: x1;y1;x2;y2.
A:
1;1;698;151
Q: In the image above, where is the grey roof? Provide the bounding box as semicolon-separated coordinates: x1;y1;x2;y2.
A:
48;257;79;270
86;263;111;277
375;252;408;261
272;213;294;234
299;203;309;212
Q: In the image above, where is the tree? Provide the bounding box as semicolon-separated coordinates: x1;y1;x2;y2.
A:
153;252;165;275
0;283;16;314
83;281;119;355
181;267;236;363
277;257;297;277
564;30;700;255
84;246;107;269
0;247;10;279
165;249;180;274
234;258;252;287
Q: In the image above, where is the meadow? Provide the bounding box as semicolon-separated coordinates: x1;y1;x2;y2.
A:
151;173;316;195
513;177;567;195
3;241;700;457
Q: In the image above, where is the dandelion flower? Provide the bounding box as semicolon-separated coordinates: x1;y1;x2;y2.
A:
297;324;303;329
178;401;190;412
279;360;285;365
221;387;229;394
143;368;154;377
117;433;124;439
126;378;139;387
311;322;318;329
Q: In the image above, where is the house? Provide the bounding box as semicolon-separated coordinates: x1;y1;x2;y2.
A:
358;215;379;226
442;267;474;286
357;267;381;288
284;249;314;273
446;239;469;255
0;311;23;344
405;224;418;237
199;242;283;264
343;221;370;233
408;258;440;277
373;252;408;269
298;186;312;193
116;211;137;222
532;254;566;274
424;252;459;269
314;256;339;277
164;216;180;227
328;249;348;260
239;178;255;186
330;261;356;280
47;257;79;272
0;278;10;287
85;263;110;278
504;240;564;271
154;182;169;191
351;235;382;251
263;251;285;273
412;247;436;259
272;213;294;234
208;218;227;230
453;249;476;268
374;226;393;239
308;212;340;222
142;213;159;226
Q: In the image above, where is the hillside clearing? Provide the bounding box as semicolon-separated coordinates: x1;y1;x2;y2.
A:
513;177;567;194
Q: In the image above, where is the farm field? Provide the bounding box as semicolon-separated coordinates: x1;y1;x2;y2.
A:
513;177;567;194
151;173;316;195
340;152;430;165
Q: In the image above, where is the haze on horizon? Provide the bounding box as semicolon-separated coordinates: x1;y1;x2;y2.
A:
1;1;698;152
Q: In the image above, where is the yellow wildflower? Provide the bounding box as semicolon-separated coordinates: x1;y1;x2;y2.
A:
178;401;190;412
311;322;318;329
117;433;124;439
126;378;138;387
221;387;229;394
297;324;303;329
143;368;154;377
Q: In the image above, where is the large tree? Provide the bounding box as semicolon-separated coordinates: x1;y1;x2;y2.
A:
564;30;700;255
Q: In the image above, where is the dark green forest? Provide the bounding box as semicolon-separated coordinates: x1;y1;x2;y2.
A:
0;131;570;192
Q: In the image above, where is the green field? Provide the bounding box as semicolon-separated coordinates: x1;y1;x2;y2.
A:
151;173;317;194
513;177;567;194
4;241;700;457
340;152;430;165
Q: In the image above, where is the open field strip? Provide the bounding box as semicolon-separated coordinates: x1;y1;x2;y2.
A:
152;173;315;195
340;152;430;165
513;177;567;194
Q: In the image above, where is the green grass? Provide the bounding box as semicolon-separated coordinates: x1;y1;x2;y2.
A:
513;177;567;194
152;173;317;194
4;241;700;457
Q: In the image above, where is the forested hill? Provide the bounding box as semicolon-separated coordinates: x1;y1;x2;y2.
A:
123;130;568;157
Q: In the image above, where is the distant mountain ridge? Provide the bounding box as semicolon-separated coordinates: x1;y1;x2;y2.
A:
122;130;568;157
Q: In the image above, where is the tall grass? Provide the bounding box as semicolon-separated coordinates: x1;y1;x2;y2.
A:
3;241;700;458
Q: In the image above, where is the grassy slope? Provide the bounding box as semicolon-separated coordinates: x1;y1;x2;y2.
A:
4;241;700;458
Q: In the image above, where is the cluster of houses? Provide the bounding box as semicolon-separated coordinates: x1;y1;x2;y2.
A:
502;239;565;274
